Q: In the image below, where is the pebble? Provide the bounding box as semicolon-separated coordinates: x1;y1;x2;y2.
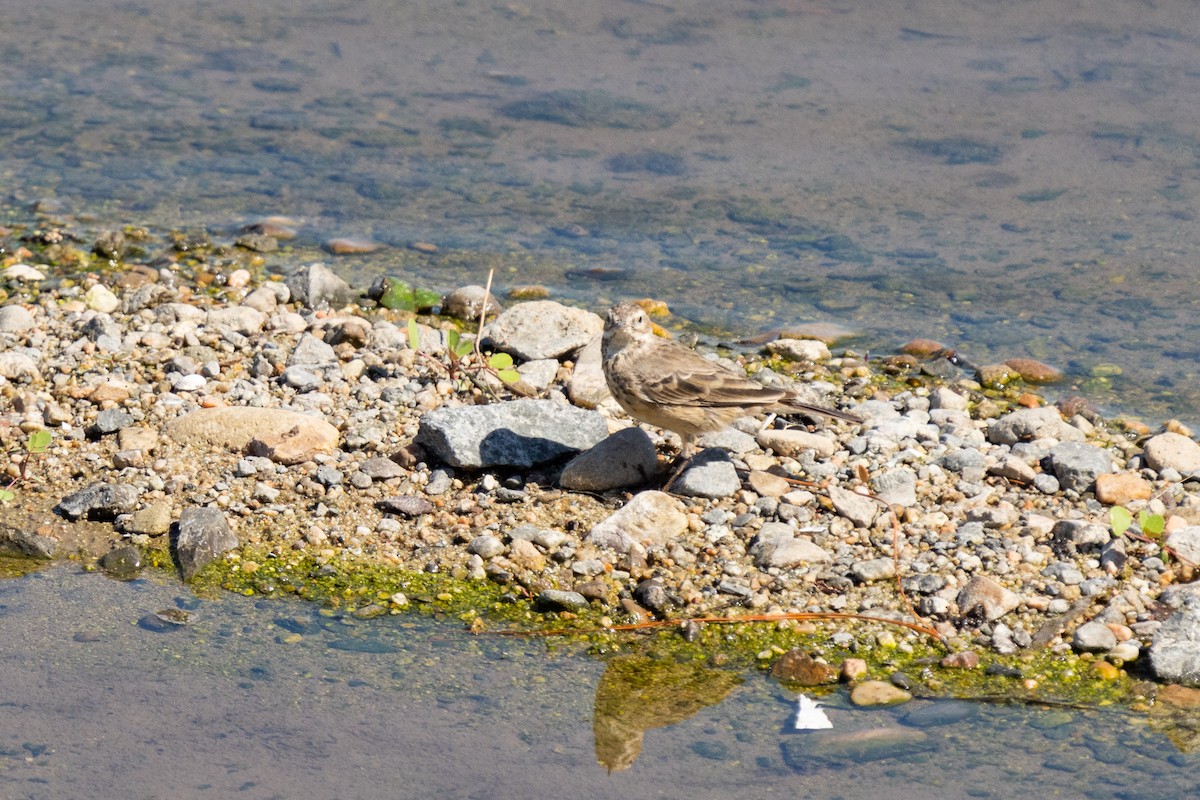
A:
756;428;836;458
1073;621;1118;653
1094;472;1152;505
827;485;879;528
559;427;658;491
957;575;1022;621
416;399;608;468
1048;442;1113;492
672;449;741;499
1143;431;1200;474
586;491;688;552
483;300;603;360
174;507;238;582
849;680;912;707
0;304;35;332
441;285;502;321
770;650;837;685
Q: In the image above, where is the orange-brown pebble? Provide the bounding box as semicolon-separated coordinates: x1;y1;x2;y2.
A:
899;338;946;358
1004;358;1064;383
939;651;980;669
1016;393;1042;408
976;364;1017;388
839;658;868;682
326;237;382;255
1095;472;1153;505
408;241;438;253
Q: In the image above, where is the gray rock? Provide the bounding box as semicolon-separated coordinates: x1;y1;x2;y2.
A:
1165;526;1200;565
1142;432;1200;474
749;522;831;569
938;448;985;472
851;557;896;582
424;469;453;495
586;490;688;552
282;365;322;392
673;448;740;499
468;534;505;559
1048;442;1113;492
0;304;36;333
206;305;266;335
1149;596;1200;686
56;482;140;520
828;484;879;528
416;399;608;468
872;467;917;507
559;427;658;491
441;285;502;321
1050;519;1110;557
82;315;124;344
174;507;238;582
515;358;560;391
287;333;338;366
285;262;357;310
359;457;407;481
90;408;135;437
483;300;603;360
957;575;1021;620
0;351;39;381
0;521;56;559
697;427;758;454
376;495;435;518
1033;473;1061;494
987;406;1084;445
535;589;589;612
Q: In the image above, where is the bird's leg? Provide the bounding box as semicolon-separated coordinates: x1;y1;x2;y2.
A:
662;434;695;492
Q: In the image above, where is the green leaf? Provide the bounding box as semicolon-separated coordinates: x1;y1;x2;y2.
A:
26;429;52;453
0;488;14;504
378;278;416;311
1139;510;1166;537
448;331;473;357
407;318;421;351
446;329;461;352
496;368;521;385
488;352;514;369
1110;506;1132;537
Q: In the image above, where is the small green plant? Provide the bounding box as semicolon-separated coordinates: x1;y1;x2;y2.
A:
407;319;520;390
0;428;53;504
1110;505;1165;538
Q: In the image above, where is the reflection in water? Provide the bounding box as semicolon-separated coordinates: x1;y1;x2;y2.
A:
592;654;741;772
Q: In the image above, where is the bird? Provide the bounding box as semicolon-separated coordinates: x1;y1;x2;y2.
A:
600;302;861;483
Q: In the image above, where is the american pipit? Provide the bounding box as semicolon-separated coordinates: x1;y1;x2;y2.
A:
601;302;861;473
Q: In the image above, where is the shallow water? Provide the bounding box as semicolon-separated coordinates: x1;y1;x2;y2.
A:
4;0;1200;421
2;564;1199;800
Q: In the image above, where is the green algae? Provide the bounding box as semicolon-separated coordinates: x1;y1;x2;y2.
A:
180;545;1151;710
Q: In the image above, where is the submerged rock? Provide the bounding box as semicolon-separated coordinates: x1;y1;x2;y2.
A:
174;507;239;582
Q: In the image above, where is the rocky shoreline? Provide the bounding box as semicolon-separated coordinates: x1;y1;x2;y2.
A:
3;222;1200;700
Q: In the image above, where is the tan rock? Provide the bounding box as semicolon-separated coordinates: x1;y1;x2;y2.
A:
1095;472;1153;505
756;429;836;458
168;407;339;460
747;469;791;498
1143;432;1200;474
849;680;912;707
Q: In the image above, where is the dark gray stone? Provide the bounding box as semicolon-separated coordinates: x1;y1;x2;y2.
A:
174;507;238;582
1050;519;1110;557
1049;442;1113;492
55;482;140;520
90;408;135;437
0;522;56;559
416;399;608;468
376;495;435;517
99;545;143;580
535;589;589;612
559;427;658;491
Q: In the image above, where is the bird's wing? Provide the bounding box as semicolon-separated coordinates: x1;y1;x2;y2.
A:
640;361;784;408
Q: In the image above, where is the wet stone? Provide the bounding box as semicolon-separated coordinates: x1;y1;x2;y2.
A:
121;502;172;536
535;589;589;612
174;507;238;582
902;700;978;727
849;680;913;707
99;546;143;580
781;727;932;770
770;650;837;686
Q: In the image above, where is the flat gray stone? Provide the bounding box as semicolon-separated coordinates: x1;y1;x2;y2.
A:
1150;596;1200;687
828;484;879;528
673;448;740;499
285;262;357;310
416;399;608;468
535;589;589;612
483;300;603;361
1072;621;1117;653
872;467;917;507
559;427;658;491
851;557;896;583
56;482;140;520
174;507;238;582
1166;527;1200;565
1049;442;1113;492
987;406;1084;445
